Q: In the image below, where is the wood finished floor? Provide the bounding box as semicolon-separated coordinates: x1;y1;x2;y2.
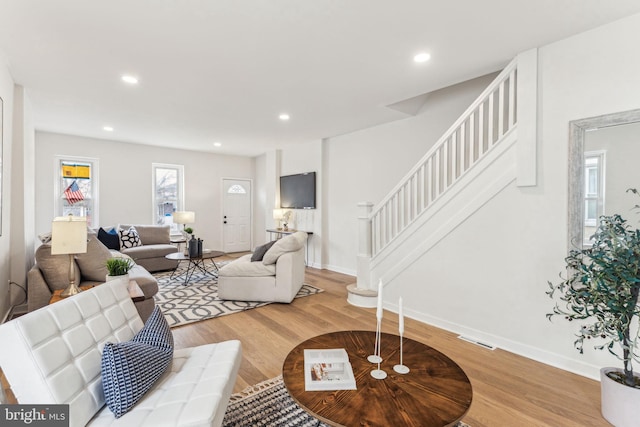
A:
2;256;608;426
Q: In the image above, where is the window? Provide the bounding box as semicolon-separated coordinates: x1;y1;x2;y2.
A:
152;163;184;232
227;184;247;194
55;156;99;227
583;151;605;243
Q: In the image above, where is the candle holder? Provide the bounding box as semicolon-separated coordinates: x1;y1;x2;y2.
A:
393;335;410;374
371;366;387;380
367;319;382;363
369;279;384;364
393;296;409;374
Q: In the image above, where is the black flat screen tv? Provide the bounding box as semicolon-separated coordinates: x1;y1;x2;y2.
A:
280;172;316;209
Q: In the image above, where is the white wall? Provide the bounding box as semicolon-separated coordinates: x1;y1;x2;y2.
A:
253;153;268;248
254;142;324;266
279;140;323;267
323;73;499;275
381;13;640;380
9;85;35;306
0;58;14;321
34;132;254;252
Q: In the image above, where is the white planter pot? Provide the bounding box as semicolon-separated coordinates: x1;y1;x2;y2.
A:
600;367;640;427
105;273;129;285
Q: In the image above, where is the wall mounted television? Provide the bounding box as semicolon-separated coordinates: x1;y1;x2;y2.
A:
280;172;316;209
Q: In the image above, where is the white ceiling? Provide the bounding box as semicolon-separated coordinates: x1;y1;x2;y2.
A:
1;1;639;157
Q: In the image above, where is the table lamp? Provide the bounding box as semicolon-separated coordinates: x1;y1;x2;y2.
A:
173;211;195;232
51;215;88;298
273;209;284;230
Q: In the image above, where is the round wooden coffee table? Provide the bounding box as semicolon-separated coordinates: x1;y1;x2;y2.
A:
282;330;472;427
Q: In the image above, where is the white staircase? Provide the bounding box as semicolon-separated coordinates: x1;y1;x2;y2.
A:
348;51;537;307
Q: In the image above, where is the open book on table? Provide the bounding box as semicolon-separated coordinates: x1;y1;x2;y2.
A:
304;348;357;391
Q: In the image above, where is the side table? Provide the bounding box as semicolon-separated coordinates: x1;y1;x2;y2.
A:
49;285;94;304
49;281;145;305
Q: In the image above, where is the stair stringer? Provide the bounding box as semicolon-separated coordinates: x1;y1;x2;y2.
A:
369;129;518;286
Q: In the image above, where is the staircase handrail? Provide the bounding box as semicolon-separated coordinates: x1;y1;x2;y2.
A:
369;57;518;256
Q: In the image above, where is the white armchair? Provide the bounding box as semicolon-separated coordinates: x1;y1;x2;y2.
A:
218;232;307;303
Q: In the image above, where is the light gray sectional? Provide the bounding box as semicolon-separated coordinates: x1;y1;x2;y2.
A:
27;224;178;321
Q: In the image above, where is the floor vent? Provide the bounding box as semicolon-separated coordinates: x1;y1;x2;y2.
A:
457;335;497;350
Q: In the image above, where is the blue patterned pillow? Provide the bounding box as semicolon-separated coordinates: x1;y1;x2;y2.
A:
132;306;173;351
101;307;173;417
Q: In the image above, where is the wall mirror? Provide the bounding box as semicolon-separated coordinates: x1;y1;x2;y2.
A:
568;108;640;250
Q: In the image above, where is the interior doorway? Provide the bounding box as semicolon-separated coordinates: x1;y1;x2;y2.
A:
222;179;252;253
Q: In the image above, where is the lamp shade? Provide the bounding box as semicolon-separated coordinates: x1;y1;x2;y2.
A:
273;209;284;220
51;216;88;255
173;211;195;224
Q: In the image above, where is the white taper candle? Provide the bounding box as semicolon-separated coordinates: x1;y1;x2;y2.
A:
398;297;404;335
376;279;383;320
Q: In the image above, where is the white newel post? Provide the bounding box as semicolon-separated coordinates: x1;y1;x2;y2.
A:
357;202;373;289
347;202;378;307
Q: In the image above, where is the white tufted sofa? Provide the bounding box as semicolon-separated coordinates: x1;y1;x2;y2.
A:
0;279;242;427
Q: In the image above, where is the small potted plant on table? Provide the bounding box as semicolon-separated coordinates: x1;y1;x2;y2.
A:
547;190;640;427
105;257;134;282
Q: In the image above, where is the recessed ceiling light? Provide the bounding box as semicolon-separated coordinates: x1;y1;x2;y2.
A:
103;126;114;132
121;75;139;84
413;52;431;63
279;113;290;121
213;142;222;147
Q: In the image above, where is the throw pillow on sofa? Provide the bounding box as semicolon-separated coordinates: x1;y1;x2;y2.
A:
98;227;120;250
34;244;82;290
101;307;173;418
120;226;143;249
250;240;276;262
75;237;113;282
262;231;307;265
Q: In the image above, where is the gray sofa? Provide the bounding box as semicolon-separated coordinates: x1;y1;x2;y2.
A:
116;224;180;272
27;224;179;321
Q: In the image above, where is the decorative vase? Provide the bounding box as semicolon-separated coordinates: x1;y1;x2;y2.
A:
600;367;640;427
189;235;198;258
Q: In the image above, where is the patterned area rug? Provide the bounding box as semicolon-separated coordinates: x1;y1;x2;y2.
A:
222;376;471;427
153;265;323;328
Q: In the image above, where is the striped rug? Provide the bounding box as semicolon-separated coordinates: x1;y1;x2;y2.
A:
153;267;323;328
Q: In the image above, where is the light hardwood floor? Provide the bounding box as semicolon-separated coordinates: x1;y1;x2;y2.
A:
2;259;609;426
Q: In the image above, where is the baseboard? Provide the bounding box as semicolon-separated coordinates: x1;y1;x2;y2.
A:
390;303;601;382
322;264;356;277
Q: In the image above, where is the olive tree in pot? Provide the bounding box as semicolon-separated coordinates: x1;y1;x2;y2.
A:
547;193;640;427
105;257;134;283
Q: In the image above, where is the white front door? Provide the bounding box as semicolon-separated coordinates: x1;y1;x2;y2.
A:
222;179;252;253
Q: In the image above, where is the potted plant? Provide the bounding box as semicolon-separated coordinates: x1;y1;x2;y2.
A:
105;257;134;282
547;191;640;427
